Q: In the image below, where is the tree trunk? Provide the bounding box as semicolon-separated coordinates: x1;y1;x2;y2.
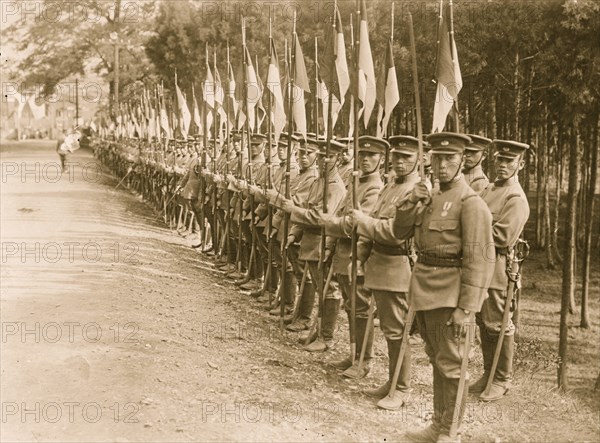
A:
569;126;579;314
536;108;547;248
544;132;555;269
558;123;579;391
580;112;598;329
553;123;564;263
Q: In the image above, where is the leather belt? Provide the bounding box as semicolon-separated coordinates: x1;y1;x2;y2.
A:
373;243;409;256
418;254;461;267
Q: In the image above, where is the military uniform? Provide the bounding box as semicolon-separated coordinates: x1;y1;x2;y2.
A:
320;136;385;359
471;140;530;402
286;138;346;334
356;136;421;407
391;133;494;442
464;134;491;194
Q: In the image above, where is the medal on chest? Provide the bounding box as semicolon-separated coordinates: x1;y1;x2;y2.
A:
441;202;453;217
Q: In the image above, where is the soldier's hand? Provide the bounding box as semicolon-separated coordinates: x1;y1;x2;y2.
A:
281;198;295;213
237;179;248;190
249;184;261;195
347;209;368;228
213;174;223;184
266;189;278;202
446;308;474;340
347;260;365;277
226;173;236;183
285;234;296;248
409;182;432;204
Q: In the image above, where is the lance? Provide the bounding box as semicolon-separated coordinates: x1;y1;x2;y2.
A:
218;43;234;265
280;34;294;333
263;15;275;306
213;47;221;252
242;18;258;283
347;0;360;364
380;11;422;408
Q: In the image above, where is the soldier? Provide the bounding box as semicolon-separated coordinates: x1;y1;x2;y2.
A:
336;138;354;187
281;138;346;337
250;134;300;307
233;133;268;290
463;134;491;193
271;135;319;325
354;133;494;442
350;135;422;409
317;136;385;359
469;140;530;402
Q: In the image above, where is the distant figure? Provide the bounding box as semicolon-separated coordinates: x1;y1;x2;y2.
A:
56;127;81;172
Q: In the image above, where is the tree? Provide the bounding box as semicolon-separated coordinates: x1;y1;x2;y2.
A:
1;0;157;118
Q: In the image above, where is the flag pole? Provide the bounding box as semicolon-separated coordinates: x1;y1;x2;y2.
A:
264;14;275;308
448;0;460;132
281;29;294;334
408;13;425;182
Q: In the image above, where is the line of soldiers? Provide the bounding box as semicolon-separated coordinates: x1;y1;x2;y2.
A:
94;130;530;443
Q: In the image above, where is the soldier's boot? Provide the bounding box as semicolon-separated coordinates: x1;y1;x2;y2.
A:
343;316;374;379
303;298;340;352
469;326;495;394
479;334;514;402
403;367;443;442
286;281;315;332
437;375;468;443
234;245;253;285
270;272;296;316
330;311;354;370
376;339;411;409
261;269;280;309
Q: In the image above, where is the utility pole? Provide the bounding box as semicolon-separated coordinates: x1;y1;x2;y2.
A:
75;78;79;127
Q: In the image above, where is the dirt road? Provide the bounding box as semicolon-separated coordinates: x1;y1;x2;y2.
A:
1;141;598;442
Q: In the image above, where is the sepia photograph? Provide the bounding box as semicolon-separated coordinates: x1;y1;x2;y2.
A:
1;0;598;441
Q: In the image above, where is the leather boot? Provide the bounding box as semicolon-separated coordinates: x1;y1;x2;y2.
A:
479;334;514;402
369;338;411;399
271;272;296;316
438;376;468;440
330;311;353;369
343;316;373;379
286;281;313;331
303;298;340;352
287;281;314;330
403;424;441;443
376;339;411;409
404;365;444;441
469;326;495;394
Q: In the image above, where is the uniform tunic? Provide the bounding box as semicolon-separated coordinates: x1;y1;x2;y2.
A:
478;179;530;335
323;170;383;314
290;169;346;262
465;165;489;194
357;172;420;292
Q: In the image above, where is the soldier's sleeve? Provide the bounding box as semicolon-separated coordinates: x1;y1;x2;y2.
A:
178;170;190;188
391;197;423;241
459;195;495;312
360;185;383;215
289;223;303;241
492;195;530;249
357;216;396;244
356;236;373;263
